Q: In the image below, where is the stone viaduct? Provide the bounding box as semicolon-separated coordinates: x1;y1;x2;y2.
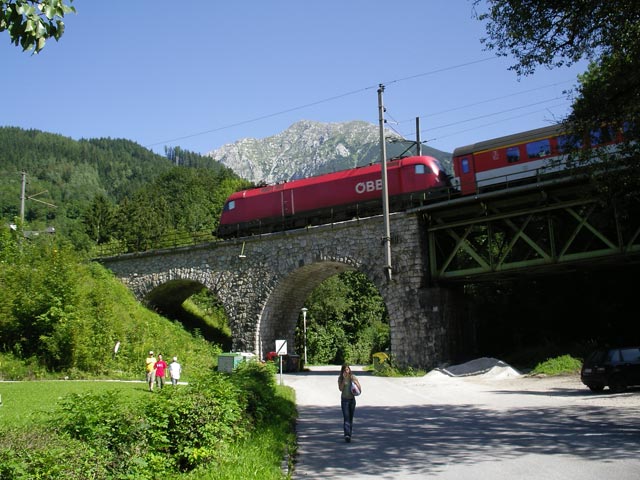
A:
99;212;466;369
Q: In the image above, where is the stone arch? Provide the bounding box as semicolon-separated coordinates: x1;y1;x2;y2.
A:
136;277;231;347
257;259;381;360
144;278;207;311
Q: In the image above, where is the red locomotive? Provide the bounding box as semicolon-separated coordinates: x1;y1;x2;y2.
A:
217;155;449;238
217;123;623;238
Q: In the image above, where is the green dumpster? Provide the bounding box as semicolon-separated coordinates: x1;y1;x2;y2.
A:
218;353;243;373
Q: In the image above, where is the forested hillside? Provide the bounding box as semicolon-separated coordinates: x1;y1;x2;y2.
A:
0;127;249;253
0;126;391;377
0;127;246;381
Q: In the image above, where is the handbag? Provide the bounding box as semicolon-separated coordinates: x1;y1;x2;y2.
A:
350;380;361;396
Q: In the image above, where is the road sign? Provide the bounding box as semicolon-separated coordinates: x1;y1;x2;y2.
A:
276;339;287;356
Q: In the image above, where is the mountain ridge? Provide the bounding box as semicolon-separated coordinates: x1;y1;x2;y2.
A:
207;120;452;184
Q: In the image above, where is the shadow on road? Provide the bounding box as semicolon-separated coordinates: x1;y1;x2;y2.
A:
294;400;640;478
492;385;640;398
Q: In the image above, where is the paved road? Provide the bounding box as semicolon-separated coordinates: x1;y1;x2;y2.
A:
282;365;640;479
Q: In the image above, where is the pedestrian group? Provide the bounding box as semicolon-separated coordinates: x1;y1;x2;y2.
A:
146;350;182;391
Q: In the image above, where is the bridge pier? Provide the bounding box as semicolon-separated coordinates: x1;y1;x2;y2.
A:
386;285;468;370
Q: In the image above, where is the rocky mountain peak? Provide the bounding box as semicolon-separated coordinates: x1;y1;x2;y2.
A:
207;120;451;184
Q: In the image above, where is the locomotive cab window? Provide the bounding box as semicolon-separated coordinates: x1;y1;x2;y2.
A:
415;164;430;175
224;200;236;211
460;158;470;174
526;139;551;158
506;147;520;163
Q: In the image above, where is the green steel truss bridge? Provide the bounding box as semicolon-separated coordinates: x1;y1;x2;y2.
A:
414;176;640;283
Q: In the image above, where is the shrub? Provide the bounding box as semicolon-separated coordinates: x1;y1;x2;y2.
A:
372;352;390;373
0;353;47;380
143;373;247;472
229;361;278;425
55;390;155;477
531;354;583;375
52;376;249;476
0;426;110;479
371;352;425;377
2;367;294;479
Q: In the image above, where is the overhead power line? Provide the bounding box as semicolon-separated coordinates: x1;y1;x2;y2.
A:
145;57;500;149
144;87;373;148
419;96;567;133
396;80;574;124
423;102;570;144
380;57;498;87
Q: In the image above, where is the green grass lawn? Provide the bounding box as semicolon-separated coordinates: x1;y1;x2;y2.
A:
0;379;296;479
0;380;149;427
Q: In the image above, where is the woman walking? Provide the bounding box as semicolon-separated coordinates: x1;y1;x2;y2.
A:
338;363;362;442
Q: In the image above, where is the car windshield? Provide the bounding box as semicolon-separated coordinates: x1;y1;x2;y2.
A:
619;348;640;363
586;350;607;365
607;349;620;363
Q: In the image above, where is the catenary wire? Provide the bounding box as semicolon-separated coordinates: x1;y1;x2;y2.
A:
396;80;575;124
423;102;570;144
397;96;569;141
145;57;500;149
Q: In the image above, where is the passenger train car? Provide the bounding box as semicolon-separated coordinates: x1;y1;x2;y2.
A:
217;123;623;238
217;155;449;238
452;124;622;195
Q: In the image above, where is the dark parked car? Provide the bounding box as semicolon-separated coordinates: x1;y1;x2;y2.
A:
581;347;640;392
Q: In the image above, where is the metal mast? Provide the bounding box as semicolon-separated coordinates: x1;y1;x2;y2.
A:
20;171;26;224
378;84;392;282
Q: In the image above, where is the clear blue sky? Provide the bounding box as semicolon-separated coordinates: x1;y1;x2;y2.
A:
1;1;587;156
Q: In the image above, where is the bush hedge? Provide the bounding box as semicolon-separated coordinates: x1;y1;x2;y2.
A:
0;362;292;479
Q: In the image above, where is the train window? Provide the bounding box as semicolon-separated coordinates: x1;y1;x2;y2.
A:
526;139;551;158
224;200;236;211
414;164;427;174
506;147;520;163
590;127;614;145
558;134;582;152
460;158;470;174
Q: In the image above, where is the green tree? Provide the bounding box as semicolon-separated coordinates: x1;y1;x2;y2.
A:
82;193;115;244
1;236;80;365
114;192;170;252
475;1;637;75
1;0;75;52
475;0;640;199
474;0;640;136
303;271;389;365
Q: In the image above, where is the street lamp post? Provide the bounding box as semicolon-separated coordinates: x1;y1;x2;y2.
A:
301;307;308;366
